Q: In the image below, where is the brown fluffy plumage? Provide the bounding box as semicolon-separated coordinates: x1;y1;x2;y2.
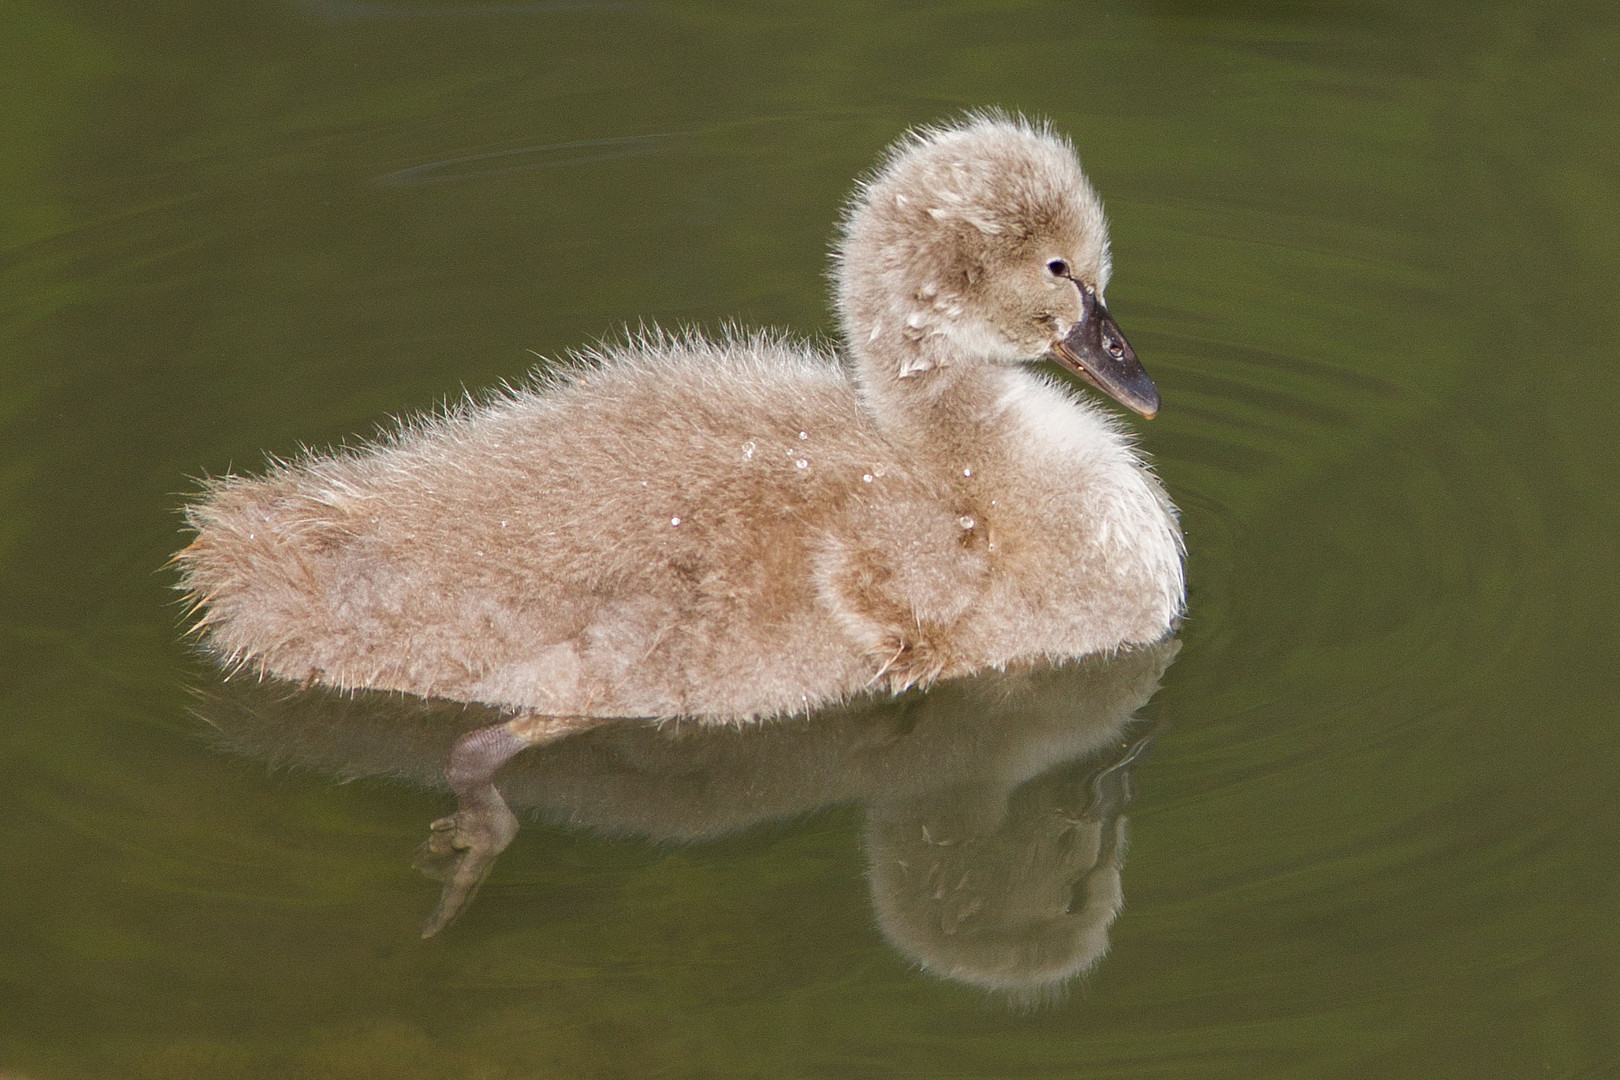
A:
178;115;1183;722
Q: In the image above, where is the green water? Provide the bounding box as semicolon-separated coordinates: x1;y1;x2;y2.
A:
3;1;1619;1076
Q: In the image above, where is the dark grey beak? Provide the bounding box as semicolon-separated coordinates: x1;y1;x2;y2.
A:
1049;287;1159;418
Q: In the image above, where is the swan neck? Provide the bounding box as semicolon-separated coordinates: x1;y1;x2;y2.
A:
852;346;1010;447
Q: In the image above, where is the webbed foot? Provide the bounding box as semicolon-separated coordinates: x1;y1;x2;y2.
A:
413;783;520;937
414;713;605;937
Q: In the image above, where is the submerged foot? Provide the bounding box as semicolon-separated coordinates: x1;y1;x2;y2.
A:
413;783;520;937
413;713;606;937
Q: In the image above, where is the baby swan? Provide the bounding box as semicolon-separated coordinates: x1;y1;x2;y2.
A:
177;114;1184;935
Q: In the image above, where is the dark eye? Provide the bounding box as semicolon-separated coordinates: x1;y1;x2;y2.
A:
1046;259;1070;278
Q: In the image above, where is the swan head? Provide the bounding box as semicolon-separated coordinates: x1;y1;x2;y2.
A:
836;113;1158;417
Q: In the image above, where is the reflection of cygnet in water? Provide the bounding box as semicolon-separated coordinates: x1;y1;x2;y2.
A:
867;715;1154;1001
194;638;1176;997
857;646;1168;1000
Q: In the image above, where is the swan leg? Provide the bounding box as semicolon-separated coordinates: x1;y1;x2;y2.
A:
414;713;602;937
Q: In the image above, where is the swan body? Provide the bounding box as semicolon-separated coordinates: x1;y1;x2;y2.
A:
178;114;1185;933
180;115;1182;721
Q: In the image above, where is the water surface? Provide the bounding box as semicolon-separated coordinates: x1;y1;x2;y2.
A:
3;1;1618;1077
